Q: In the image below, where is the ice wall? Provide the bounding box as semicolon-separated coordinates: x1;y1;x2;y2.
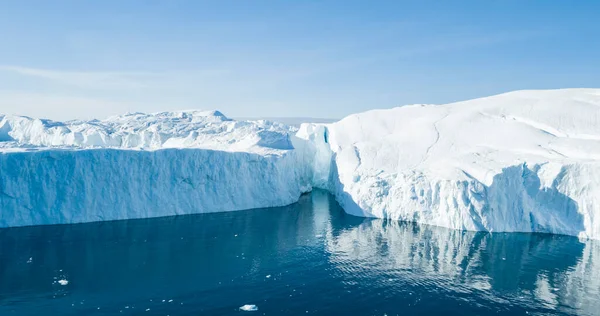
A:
0;148;311;227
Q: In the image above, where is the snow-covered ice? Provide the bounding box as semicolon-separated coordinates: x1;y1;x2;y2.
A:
57;279;69;286
297;88;600;239
2;89;600;239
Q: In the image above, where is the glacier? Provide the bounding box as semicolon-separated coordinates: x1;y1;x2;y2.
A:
2;89;600;239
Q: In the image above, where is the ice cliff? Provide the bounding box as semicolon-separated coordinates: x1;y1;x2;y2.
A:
2;89;600;239
0;111;312;226
298;88;600;240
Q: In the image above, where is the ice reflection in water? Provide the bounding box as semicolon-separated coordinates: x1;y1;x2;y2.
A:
325;212;600;315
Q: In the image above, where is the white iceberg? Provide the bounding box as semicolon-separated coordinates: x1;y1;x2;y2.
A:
2;89;600;239
298;88;600;239
0;110;313;227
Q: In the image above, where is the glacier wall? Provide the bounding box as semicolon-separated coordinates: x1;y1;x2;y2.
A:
0;148;312;227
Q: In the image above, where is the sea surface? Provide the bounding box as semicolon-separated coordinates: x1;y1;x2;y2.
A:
0;190;598;315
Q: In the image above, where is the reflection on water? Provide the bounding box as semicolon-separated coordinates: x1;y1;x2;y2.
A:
326;214;600;315
0;190;598;315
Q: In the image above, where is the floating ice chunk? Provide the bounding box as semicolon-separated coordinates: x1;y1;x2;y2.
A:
27;257;33;263
58;279;69;286
266;275;271;278
239;304;258;312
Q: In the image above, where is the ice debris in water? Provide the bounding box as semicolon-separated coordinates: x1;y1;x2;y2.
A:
58;279;69;286
27;257;33;263
239;304;258;312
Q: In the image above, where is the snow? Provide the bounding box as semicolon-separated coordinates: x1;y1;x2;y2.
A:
0;110;293;153
2;89;600;239
298;88;600;239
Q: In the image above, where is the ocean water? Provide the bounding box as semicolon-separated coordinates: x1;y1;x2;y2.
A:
0;190;598;315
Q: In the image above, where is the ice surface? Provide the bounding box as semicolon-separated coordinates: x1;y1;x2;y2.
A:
0;110;292;153
298;88;600;239
57;279;68;286
2;89;600;239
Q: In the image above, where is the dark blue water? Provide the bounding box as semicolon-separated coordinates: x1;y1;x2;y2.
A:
0;190;599;316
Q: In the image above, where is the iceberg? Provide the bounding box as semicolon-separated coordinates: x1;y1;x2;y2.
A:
2;89;600;240
298;88;600;239
0;110;313;226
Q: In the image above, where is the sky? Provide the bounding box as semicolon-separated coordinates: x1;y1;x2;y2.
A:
0;0;599;120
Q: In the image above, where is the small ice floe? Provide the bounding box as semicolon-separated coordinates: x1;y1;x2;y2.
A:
27;257;33;263
239;304;258;312
265;275;271;279
315;234;323;238
168;299;173;303
58;279;69;286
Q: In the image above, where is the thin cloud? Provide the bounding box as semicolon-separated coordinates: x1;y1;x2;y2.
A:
0;66;155;90
0;90;135;120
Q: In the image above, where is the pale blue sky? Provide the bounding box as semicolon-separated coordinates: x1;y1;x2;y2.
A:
0;0;599;120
